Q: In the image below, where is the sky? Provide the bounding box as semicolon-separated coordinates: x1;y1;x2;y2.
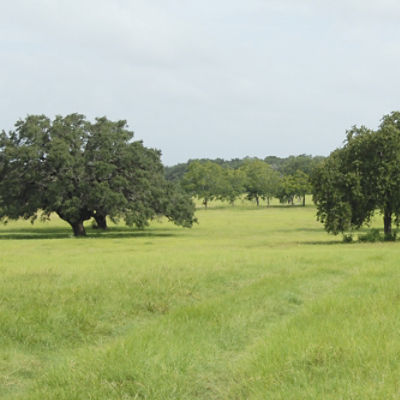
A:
1;1;400;165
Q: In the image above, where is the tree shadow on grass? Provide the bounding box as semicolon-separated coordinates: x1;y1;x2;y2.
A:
300;240;343;245
300;227;386;245
0;226;180;240
275;227;327;233
264;204;314;209
195;204;314;211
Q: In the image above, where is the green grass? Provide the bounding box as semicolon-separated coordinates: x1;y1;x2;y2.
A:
0;200;399;399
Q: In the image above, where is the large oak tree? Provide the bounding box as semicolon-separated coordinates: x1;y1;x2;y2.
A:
0;114;196;236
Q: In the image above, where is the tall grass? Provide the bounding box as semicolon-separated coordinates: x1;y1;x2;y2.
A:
0;201;398;399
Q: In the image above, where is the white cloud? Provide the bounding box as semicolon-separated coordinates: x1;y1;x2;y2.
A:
1;1;400;164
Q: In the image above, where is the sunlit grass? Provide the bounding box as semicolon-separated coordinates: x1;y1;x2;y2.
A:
0;199;399;399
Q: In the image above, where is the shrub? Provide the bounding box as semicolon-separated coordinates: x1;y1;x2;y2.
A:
342;233;353;243
358;229;382;243
384;231;397;241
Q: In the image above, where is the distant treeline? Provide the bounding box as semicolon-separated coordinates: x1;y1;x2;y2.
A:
165;155;325;207
165;155;325;182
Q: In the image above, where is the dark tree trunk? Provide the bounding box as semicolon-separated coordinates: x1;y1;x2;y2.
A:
256;196;259;206
267;197;270;206
57;211;90;237
384;208;392;236
203;199;208;209
71;221;86;237
94;214;107;229
303;195;306;207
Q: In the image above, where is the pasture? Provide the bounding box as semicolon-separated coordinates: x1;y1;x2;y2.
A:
1;202;400;399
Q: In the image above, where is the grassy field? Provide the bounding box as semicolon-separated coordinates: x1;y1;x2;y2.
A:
1;201;400;399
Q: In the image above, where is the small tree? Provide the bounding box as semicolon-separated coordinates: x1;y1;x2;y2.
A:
181;161;226;208
240;159;279;206
218;168;246;205
311;112;400;237
264;168;280;206
276;175;297;205
293;170;312;206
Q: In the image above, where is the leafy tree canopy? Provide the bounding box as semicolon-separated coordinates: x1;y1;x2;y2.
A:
181;161;228;208
281;154;319;176
240;159;281;206
166;155;325;183
0;114;196;236
219;168;246;205
311;112;400;236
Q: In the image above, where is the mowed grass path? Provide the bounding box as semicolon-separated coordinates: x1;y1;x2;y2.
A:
1;204;400;399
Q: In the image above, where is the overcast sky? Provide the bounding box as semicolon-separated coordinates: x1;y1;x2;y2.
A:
1;1;400;165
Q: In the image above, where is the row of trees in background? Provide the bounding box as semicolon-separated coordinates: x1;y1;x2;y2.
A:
165;154;325;182
178;156;322;208
0;114;196;236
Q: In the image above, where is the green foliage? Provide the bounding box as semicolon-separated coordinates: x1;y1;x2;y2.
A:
263;155;285;170
219;168;246;204
342;233;353;243
276;175;297;204
312;112;400;235
240;159;280;206
0;114;196;236
165;158;244;183
356;228;397;243
277;170;312;206
154;182;197;228
181;161;227;207
358;228;382;243
357;229;398;243
169;156;320;208
293;170;312;196
281;154;314;175
384;231;397;241
165;155;325;183
311;151;357;234
164;162;189;182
